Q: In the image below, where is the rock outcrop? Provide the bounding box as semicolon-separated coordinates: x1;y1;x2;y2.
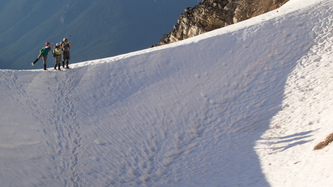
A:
155;0;289;46
314;133;333;150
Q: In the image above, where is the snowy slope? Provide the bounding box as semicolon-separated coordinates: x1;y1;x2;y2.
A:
0;0;332;186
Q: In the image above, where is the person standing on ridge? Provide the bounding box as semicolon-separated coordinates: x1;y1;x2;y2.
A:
61;38;71;69
53;43;62;70
32;42;54;70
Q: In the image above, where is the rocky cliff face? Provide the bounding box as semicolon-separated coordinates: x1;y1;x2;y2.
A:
155;0;289;46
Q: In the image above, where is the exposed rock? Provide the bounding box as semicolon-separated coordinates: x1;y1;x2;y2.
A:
154;0;289;46
314;133;333;150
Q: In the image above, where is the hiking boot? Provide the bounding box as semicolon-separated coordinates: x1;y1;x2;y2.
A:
32;58;38;66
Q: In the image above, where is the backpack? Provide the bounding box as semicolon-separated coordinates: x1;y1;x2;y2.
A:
40;47;45;54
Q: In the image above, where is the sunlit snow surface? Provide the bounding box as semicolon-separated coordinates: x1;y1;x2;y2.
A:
0;0;332;186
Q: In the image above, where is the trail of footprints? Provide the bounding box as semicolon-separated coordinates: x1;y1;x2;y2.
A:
0;71;83;186
46;72;82;186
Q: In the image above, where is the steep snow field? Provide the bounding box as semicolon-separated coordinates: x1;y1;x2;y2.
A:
0;0;332;186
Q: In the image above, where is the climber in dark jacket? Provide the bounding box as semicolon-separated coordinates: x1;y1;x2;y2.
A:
61;38;71;69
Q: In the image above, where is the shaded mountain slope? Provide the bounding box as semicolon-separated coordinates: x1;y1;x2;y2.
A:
0;0;198;69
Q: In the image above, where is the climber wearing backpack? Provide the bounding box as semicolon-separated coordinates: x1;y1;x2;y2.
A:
32;42;54;70
53;43;62;70
61;38;71;69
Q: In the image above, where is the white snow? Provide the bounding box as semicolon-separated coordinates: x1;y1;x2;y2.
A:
0;0;332;186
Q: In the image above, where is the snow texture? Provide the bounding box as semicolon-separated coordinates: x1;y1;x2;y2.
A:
0;0;332;186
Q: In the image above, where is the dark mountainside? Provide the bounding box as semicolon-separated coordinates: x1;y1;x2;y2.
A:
0;0;199;70
155;0;289;46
